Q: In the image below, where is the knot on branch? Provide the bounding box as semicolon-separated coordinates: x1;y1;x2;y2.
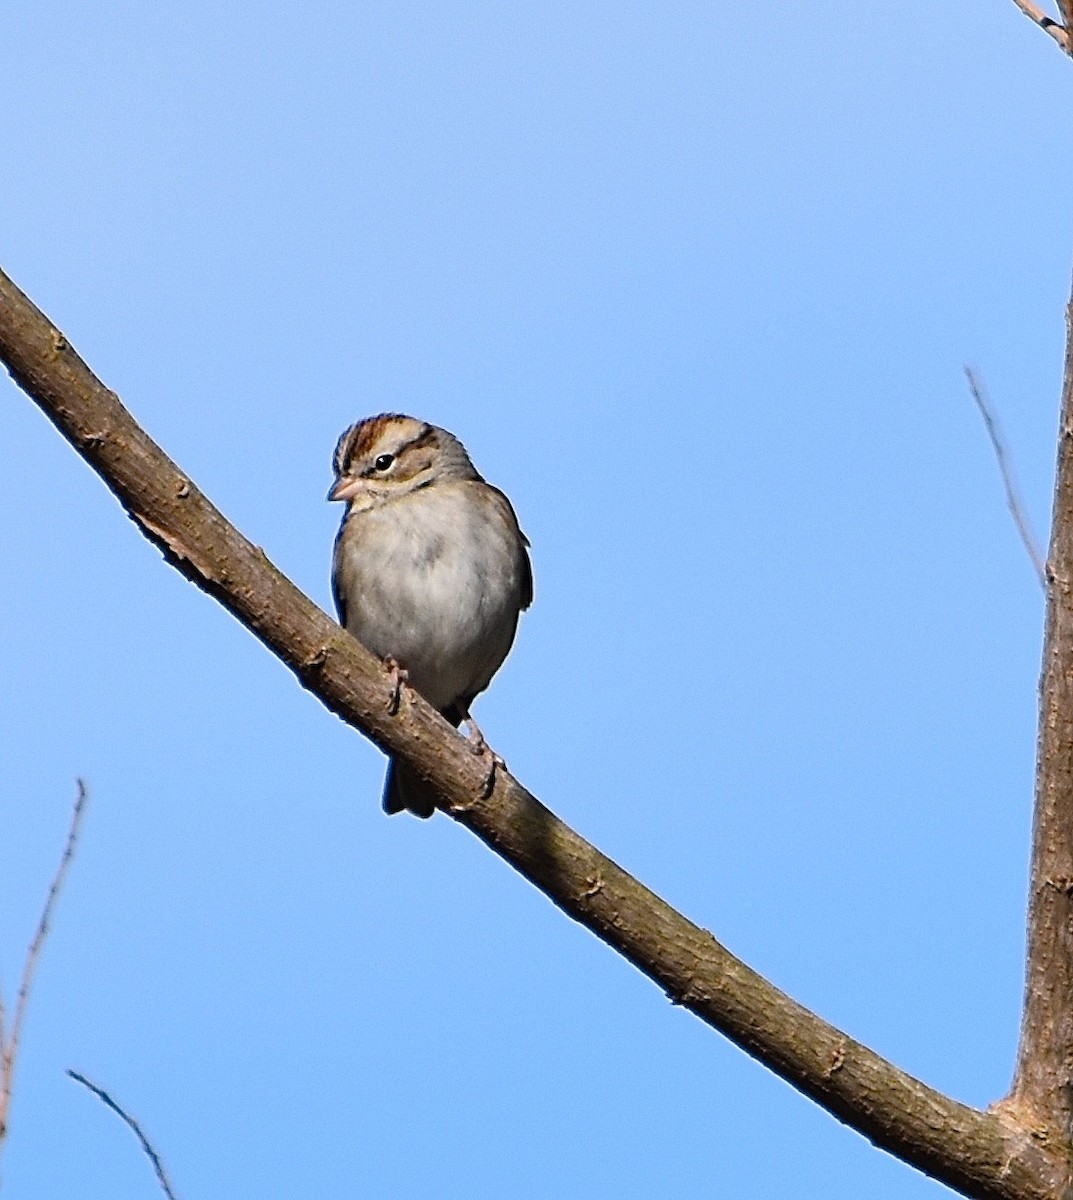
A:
665;976;706;1008
298;644;330;682
581;873;605;900
825;1038;847;1077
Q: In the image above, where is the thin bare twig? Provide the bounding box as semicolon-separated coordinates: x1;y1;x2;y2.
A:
1009;0;1072;51
965;367;1047;589
68;1070;179;1200
0;780;88;1145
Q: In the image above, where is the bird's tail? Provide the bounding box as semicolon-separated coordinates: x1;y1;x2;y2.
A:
383;757;437;819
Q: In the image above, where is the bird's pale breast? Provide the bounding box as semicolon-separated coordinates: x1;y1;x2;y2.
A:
333;480;525;711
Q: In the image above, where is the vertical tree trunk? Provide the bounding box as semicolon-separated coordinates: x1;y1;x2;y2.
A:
1011;291;1073;1146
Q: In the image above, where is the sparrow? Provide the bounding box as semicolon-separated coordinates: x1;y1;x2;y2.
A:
329;413;532;817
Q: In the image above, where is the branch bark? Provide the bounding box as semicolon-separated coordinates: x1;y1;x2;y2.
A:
1060;0;1073;41
1;263;1069;1199
1010;285;1073;1145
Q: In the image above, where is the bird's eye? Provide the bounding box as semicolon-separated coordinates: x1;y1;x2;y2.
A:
374;453;395;471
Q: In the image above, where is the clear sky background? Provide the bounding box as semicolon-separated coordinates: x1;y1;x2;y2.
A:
1;3;1069;1197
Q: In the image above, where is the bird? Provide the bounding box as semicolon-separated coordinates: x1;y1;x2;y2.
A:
329;413;533;817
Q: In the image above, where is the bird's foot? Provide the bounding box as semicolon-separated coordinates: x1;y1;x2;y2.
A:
383;656;409;715
461;715;505;799
461;714;487;754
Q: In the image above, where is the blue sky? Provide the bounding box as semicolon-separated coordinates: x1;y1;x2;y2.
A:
2;3;1069;1197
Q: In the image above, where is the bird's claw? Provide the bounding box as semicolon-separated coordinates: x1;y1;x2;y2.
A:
479;749;507;799
460;716;504;798
462;715;487;755
383;656;409;715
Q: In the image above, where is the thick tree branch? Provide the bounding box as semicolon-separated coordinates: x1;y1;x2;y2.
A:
0;264;1068;1200
1010;284;1073;1142
1060;0;1073;40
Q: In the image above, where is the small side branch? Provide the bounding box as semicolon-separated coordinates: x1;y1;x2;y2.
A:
68;1071;179;1200
0;780;88;1146
965;367;1047;589
1009;0;1072;52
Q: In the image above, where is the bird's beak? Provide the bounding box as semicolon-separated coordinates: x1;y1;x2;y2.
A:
328;476;363;502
